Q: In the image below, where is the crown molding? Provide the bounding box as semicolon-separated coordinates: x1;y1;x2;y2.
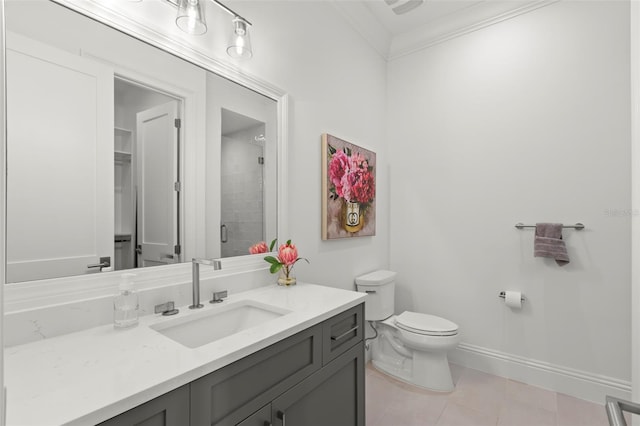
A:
389;0;559;60
335;0;558;61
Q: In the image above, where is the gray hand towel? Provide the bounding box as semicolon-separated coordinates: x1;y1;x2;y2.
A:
534;223;570;266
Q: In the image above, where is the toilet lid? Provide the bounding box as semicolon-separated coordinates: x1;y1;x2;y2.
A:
395;311;458;336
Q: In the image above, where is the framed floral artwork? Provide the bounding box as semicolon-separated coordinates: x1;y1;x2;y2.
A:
322;134;376;239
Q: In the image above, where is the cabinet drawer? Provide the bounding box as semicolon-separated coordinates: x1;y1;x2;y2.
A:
191;324;322;426
322;303;363;365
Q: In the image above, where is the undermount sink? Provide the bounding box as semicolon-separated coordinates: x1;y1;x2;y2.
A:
150;300;291;348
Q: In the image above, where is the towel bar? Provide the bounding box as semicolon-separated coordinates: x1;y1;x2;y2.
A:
606;395;639;425
515;222;585;230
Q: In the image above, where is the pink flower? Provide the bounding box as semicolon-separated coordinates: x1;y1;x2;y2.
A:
328;150;349;197
264;239;309;278
278;242;298;266
349;152;368;170
351;170;375;203
328;143;376;205
249;241;269;254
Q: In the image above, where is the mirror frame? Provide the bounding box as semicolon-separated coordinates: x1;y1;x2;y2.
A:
2;0;289;312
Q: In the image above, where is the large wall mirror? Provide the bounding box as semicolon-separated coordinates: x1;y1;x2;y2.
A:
4;0;285;285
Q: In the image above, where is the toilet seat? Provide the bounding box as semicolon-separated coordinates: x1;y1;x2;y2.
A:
395;311;458;336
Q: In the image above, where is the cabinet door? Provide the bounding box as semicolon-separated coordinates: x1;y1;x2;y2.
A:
98;385;189;426
272;343;365;426
236;404;271;426
191;324;322;426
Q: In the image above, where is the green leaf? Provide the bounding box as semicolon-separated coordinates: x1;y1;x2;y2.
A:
270;263;282;274
328;144;337;155
264;256;279;265
269;238;278;251
286;239;291;245
345;147;352;156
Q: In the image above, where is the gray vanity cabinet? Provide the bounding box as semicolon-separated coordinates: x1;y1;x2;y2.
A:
271;344;364;426
100;304;364;426
98;385;190;426
190;323;324;425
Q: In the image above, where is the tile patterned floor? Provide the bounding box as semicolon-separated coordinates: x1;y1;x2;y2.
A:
365;363;621;426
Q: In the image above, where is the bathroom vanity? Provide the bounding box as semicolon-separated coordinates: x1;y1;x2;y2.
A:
5;283;365;426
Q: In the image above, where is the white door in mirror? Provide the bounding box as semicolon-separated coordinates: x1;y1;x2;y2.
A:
6;32;114;282
136;101;180;267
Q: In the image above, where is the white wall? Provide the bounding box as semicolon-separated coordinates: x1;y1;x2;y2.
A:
388;1;631;402
235;1;390;290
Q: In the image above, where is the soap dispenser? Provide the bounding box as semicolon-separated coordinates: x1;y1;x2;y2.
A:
114;273;139;329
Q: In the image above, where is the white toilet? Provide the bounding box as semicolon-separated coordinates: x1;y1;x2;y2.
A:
356;270;460;392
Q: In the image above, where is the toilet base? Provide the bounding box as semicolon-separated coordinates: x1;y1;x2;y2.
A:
371;320;458;393
372;352;454;393
412;350;454;392
372;354;412;385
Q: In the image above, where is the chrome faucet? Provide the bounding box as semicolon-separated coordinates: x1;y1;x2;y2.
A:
191;258;222;309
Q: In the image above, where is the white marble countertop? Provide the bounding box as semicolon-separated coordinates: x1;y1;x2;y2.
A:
5;283;366;426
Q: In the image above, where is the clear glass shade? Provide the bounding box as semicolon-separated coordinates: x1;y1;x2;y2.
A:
227;17;252;59
176;0;207;35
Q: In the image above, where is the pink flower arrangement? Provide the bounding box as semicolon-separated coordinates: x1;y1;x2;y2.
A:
248;241;269;254
327;145;375;205
264;239;309;280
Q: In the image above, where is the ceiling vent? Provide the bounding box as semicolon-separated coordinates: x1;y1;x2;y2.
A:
384;0;424;15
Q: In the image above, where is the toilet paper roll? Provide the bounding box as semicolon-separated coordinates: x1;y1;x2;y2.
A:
504;291;522;309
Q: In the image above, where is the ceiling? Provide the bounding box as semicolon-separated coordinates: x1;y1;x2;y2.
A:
334;0;557;60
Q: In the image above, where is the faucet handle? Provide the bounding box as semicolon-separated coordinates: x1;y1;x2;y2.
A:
210;290;228;304
155;301;179;316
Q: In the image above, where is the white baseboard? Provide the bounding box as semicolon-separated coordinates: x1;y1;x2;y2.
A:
449;342;631;405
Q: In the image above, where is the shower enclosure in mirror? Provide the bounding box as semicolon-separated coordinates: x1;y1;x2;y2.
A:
4;0;280;283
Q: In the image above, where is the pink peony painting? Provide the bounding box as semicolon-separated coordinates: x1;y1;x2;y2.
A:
322;134;376;239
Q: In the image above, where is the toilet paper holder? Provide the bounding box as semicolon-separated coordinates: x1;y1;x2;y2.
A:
499;291;525;302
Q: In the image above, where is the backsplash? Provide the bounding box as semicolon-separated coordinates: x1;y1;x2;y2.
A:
5;268;274;347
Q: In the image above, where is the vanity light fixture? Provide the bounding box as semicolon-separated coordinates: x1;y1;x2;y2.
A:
227;16;252;59
164;0;253;59
176;0;207;35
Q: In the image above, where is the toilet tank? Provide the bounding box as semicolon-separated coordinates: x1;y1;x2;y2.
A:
355;270;396;321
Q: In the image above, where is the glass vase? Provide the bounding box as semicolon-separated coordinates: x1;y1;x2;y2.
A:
277;267;296;286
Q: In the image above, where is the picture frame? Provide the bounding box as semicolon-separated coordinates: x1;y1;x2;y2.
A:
321;133;376;240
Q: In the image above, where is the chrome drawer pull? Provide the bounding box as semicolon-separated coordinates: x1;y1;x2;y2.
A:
331;325;359;341
277;410;286;426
